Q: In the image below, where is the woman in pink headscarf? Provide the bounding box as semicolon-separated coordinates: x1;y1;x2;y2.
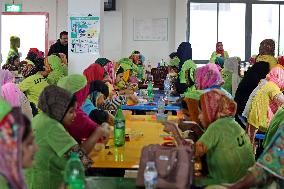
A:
195;64;230;97
0;69;33;119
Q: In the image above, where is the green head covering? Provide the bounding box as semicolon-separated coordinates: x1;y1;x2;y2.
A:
95;58;111;67
0;98;12;121
57;74;87;94
169;57;180;67
179;60;197;84
118;58;133;71
48;55;62;70
10;36;20;49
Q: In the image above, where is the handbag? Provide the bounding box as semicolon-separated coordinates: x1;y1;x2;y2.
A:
136;144;194;189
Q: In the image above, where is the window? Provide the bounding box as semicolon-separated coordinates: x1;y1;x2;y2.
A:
280;5;284;55
190;3;217;60
188;1;284;62
252;4;279;55
218;3;246;59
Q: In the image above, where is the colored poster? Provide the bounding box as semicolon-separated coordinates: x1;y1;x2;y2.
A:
70;15;100;53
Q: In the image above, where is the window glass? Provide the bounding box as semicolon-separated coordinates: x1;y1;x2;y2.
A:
190;3;217;60
218;3;246;60
252;4;279;56
280;5;284;56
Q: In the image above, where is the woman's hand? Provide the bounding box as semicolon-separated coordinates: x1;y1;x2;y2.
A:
127;94;139;104
58;53;68;65
163;121;179;135
107;114;115;126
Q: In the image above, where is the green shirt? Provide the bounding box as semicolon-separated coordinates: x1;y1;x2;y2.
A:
25;113;77;189
198;117;255;185
0;175;9;189
18;73;49;106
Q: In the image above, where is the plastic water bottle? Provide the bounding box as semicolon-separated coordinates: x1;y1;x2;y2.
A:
64;153;85;189
157;96;165;114
164;74;171;97
144;161;158;189
114;107;125;147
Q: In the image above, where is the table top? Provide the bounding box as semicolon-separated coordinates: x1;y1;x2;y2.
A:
90;115;178;169
122;90;181;111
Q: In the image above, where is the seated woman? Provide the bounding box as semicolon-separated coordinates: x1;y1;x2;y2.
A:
245;66;284;151
129;50;145;66
2;54;20;72
2;81;33;119
82;80;114;125
164;89;255;186
25;85;107;189
210;42;229;67
234;61;270;128
57;74;109;143
222;57;242;97
182;63;228;126
83;63;137;115
46;54;68;85
221;123;284;189
95;58;116;85
18;62;49;115
255;39;278;69
0;98;37;189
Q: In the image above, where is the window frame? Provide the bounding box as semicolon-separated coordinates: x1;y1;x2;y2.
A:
188;0;284;64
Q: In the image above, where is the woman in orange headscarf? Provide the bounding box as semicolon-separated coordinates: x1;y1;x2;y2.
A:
164;89;254;186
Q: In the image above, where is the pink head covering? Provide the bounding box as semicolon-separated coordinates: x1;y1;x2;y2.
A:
195;64;224;90
0;69;14;86
104;62;115;85
1;83;22;107
266;66;284;90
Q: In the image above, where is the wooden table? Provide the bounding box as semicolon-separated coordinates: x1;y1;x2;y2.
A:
90;115;178;169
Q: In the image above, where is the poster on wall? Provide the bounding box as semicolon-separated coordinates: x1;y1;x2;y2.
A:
133;18;168;41
70;15;100;53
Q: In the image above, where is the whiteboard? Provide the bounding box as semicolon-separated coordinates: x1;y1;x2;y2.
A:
133;18;168;41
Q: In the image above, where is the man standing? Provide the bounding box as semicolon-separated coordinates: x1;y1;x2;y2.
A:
48;31;68;58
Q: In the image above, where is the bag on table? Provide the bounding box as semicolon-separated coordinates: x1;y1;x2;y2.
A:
136;144;194;189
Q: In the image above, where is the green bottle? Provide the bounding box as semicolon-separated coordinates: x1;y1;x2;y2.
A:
64;153;85;189
147;81;154;101
114;107;125;147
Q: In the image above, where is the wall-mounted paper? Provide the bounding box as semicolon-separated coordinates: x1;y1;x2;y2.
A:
133;18;168;41
70;15;100;53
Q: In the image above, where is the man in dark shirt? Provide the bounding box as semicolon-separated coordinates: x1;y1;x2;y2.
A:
48;31;68;58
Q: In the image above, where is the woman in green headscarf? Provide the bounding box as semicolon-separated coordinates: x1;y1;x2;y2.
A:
46;54;68;85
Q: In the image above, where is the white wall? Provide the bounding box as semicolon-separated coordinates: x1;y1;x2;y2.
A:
103;0;187;66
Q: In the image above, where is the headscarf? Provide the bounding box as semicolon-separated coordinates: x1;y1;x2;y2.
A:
234;61;270;115
176;42;192;71
266;66;284;90
57;74;88;107
216;42;224;58
38;85;74;122
95;58;111;67
256;122;284;180
259;39;275;56
200;89;237;127
104;62;115;85
1;83;22;107
0;69;14;86
195;64;224;90
47;55;67;85
21;63;38;78
118;58;133;71
0;98;27;189
223;57;242;96
83;63;105;84
278;56;284;67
